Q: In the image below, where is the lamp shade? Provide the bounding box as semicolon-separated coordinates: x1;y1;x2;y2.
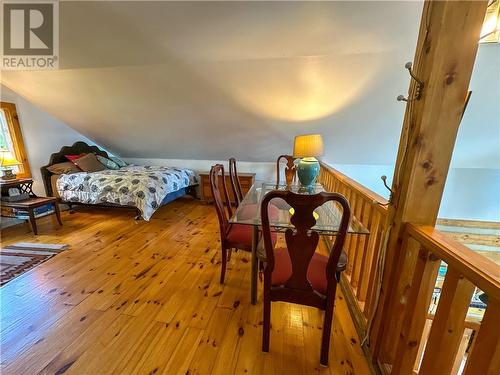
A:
1;150;22;167
293;134;324;158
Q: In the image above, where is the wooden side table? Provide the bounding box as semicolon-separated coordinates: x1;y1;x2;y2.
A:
199;172;255;203
1;197;62;235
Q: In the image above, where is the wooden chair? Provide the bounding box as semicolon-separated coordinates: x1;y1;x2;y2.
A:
209;164;276;284
228;157;243;206
276;155;298;185
260;190;350;366
229;157;280;220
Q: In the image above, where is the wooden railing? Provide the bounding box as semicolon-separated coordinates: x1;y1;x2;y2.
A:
379;224;500;374
318;163;389;323
318;163;500;374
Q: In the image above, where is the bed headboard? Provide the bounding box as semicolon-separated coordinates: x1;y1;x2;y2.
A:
40;141;111;196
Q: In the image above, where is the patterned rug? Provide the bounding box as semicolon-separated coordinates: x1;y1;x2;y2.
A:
0;242;69;286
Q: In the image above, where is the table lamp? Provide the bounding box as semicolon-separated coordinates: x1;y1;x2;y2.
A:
293;134;324;188
1;149;22;180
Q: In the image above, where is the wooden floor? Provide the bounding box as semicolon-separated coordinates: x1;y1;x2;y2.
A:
0;198;372;375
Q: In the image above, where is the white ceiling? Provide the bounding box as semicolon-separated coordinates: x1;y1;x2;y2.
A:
2;1;435;164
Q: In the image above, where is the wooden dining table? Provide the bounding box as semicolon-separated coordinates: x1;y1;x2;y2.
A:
229;181;370;304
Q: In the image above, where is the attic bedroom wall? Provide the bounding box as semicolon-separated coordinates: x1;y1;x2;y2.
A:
0;85;95;196
126;43;500;222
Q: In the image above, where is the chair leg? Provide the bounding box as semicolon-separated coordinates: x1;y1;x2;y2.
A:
262;290;271;352
320;304;334;366
220;247;228;284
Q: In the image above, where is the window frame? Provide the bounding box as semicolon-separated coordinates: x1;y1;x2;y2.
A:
1;102;31;178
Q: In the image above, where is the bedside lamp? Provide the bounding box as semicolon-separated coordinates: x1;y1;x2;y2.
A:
293;134;324;188
1;149;22;180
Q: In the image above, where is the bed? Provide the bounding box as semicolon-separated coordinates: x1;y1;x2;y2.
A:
40;142;198;220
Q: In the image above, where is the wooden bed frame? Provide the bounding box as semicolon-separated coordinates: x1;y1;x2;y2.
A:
40;141;197;219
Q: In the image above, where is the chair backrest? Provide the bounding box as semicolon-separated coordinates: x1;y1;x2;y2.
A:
209;164;233;240
276;155;298;185
261;190;351;295
228;157;243;206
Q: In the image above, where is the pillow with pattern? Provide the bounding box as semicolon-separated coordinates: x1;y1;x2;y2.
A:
96;155;120;170
109;156;128;168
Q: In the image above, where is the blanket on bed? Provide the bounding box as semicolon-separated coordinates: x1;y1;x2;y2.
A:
56;165;197;220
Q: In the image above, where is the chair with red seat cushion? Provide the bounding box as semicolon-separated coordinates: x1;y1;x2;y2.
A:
260;189;351;366
210;164;276;284
226;223;277;252
271;248;347;294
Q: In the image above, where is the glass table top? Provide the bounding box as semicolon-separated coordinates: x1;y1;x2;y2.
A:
229;182;369;235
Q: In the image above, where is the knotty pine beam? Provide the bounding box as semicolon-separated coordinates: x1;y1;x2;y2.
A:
369;0;488;367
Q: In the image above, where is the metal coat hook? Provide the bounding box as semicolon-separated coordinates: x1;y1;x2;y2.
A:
380;175;394;205
396;61;424;102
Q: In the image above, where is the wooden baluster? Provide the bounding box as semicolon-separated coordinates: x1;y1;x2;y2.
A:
351;200;368;289
348;192;359;277
463;297;500;375
340;186;350;273
363;211;384;318
333;177;340;193
355;204;374;302
345;190;356;276
419;268;475;374
451;327;473;374
414;318;433;373
419;267;475;374
391;248;440;375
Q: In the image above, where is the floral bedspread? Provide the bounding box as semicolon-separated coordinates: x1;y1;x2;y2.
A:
56;165;197;220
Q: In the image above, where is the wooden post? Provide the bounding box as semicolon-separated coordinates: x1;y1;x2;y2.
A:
391;247;440;374
369;0;488;365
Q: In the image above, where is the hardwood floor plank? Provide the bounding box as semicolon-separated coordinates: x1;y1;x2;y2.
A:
188;307;234;374
0;198;372;374
37;308;123;375
2;308;105;375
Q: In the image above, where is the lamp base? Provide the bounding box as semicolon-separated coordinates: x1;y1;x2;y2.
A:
297;157;320;188
1;168;17;180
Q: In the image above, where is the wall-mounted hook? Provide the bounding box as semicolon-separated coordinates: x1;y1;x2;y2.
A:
396;62;425;103
404;61;424;100
380;175;394;205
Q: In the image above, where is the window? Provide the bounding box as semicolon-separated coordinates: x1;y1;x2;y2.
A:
0;102;31;178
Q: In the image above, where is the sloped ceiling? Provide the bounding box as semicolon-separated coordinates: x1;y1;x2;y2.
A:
1;1;425;163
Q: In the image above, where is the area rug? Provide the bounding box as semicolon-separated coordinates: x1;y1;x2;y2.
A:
0;242;69;286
